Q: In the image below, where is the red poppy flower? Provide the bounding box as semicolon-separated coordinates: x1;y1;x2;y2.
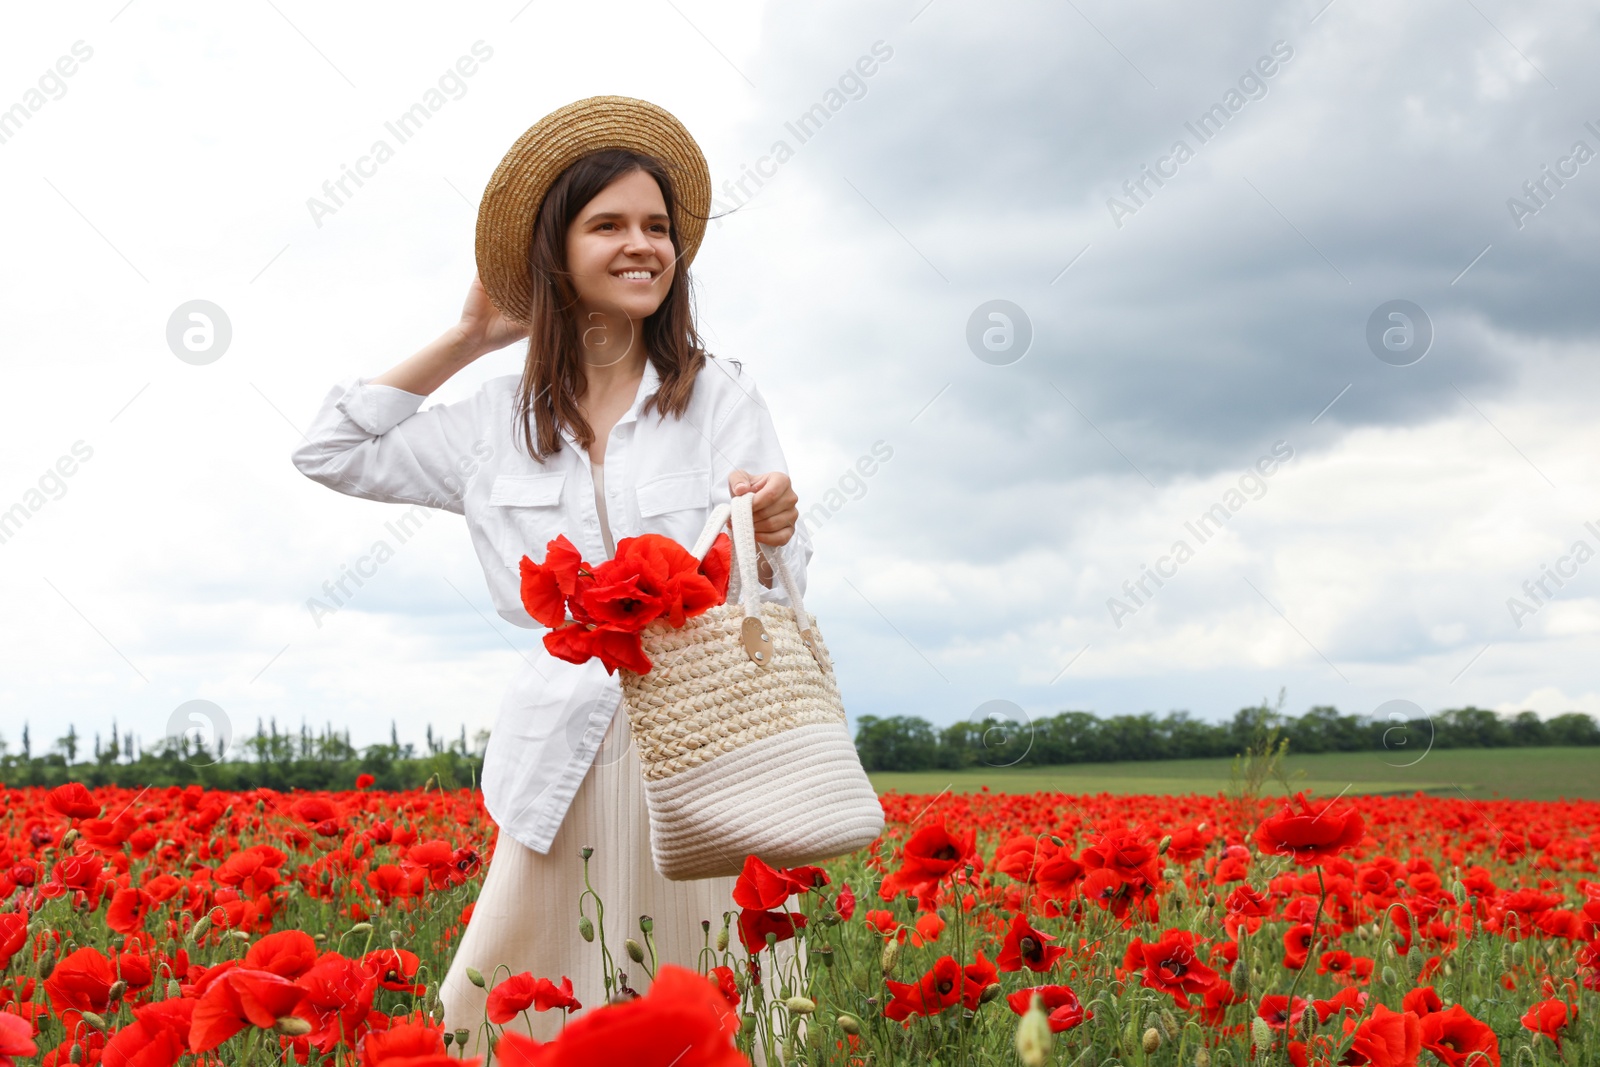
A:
355;773;375;789
242;930;319;980
1520;998;1572;1048
46;782;101;820
0;1012;37;1065
835;882;856;921
43;946;116;1025
1341;1003;1422;1067
883;955;963;1021
1005;985;1091;1032
1257;994;1310;1030
1080;828;1161;887
1254;792;1366;866
735;909;806;954
879;819;978;905
1036;852;1086;901
708;966;739;1010
189;968;312;1053
732;856;825;911
961;950;998;1010
488;974;581;1023
0;913;27;972
1419;1004;1501;1067
493;964;742;1067
1401;985;1443;1017
1123;929;1218;1008
1164;822;1214;863
1313;985;1367;1023
997;913;1068;974
519;536;585;628
361;1019;478;1067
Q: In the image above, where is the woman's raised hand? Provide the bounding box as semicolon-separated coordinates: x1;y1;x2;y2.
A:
458;271;530;357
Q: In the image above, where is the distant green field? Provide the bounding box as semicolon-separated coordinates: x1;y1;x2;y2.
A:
867;746;1600;801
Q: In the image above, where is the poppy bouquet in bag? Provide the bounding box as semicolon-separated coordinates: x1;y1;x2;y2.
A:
513;494;883;880
516;529;734;675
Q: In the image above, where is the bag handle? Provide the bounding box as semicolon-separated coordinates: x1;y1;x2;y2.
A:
688;494;828;671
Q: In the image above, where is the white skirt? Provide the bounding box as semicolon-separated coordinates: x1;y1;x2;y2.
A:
439;702;797;1061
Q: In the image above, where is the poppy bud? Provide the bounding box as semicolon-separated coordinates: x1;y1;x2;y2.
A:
1015;992;1052;1067
578;917;594;942
70;1045;83;1064
1195;1049;1212;1067
466;967;485;989
1512;942;1526;966
166;979;181;999
231;930;251;942
274;1016;312;1036
701;919;710;934
1382;965;1398;986
1251;1016;1273;1053
1143;1027;1163;1054
837;1012;861;1035
1443;961;1453;977
785;996;815;1016
348;922;373;936
1230;963;1249;997
980;982;1002;1004
188;917;211;943
454;1028;470;1048
80;1011;107;1032
1161;1009;1180;1042
715;927;728;952
880;938;900;974
1158;834;1173;855
1301;1005;1317;1040
107;980;126;1003
639;915;654;935
779;985;792;1000
1048;835;1064;847
62;829;79;850
625;938;645;963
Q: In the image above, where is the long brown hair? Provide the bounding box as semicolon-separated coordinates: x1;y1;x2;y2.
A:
511;147;730;461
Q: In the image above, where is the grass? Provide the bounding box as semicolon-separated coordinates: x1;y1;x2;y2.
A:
867;745;1600;801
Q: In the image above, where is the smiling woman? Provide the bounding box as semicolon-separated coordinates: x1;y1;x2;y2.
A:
290;96;813;1062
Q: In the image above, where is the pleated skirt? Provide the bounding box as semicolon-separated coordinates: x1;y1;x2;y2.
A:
438;702;796;1063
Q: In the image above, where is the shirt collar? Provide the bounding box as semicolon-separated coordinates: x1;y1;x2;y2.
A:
558;357;661;449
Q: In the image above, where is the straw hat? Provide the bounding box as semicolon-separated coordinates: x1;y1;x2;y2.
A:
475;95;712;327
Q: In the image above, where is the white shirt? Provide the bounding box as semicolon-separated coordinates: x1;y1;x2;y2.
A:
291;355;813;854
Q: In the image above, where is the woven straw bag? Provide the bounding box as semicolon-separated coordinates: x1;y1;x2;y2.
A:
617;492;885;880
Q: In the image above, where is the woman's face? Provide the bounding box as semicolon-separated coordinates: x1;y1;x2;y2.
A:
565;168;676;327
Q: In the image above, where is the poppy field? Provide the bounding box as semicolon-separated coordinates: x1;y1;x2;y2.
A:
0;776;1597;1066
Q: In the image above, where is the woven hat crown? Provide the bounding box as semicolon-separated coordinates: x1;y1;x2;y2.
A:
475;95;712;327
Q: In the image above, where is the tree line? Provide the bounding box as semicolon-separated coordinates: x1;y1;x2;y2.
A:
0;717;488;792
853;703;1600;772
3;703;1595;789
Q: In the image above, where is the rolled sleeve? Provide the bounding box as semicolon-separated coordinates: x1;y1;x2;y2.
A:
708;367;811;605
290;376;493;515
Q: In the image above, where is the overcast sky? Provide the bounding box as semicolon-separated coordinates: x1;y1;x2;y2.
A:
2;0;1597;762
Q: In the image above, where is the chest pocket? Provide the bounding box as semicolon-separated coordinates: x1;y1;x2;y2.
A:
488;471;567;568
637;468;711;516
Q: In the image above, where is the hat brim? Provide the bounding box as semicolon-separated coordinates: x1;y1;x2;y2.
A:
475;95;711;327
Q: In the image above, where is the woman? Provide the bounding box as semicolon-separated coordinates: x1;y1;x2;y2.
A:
291;97;811;1057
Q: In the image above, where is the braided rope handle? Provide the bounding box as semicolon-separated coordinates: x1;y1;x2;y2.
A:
688;493;814;643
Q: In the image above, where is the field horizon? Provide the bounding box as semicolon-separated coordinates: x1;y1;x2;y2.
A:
867;745;1600;801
